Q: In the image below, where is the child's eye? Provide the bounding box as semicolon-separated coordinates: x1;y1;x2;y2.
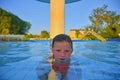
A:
65;50;70;52
55;50;61;52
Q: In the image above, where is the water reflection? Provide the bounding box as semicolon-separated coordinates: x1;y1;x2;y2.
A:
36;57;81;80
0;42;10;54
0;56;29;66
0;42;31;66
0;40;120;80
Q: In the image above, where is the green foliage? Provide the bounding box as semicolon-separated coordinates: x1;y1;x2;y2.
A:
41;30;50;38
23;34;37;40
2;28;9;34
102;23;120;38
88;5;120;38
0;8;31;34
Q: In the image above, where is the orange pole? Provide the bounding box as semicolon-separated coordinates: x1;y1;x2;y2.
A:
50;0;65;39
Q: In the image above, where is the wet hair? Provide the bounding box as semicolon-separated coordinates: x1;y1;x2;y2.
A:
51;34;73;50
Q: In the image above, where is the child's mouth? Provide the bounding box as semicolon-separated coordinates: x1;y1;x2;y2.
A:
60;58;65;60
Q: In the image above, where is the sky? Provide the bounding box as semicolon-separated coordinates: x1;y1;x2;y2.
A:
0;0;120;35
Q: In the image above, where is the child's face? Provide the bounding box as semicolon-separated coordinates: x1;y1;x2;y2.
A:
52;41;72;61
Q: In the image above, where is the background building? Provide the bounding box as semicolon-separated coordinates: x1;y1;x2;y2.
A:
69;29;85;40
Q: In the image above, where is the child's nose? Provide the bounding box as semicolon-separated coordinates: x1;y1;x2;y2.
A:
61;51;65;56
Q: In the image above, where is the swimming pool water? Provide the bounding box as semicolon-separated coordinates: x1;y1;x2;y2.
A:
0;40;120;80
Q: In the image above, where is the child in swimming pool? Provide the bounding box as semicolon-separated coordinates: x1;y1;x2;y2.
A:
37;34;81;80
50;34;73;79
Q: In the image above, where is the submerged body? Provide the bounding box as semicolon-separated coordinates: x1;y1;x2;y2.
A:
36;55;81;80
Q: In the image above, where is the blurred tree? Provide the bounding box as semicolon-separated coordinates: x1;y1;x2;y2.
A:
41;30;50;38
89;5;120;38
0;8;31;34
2;28;9;34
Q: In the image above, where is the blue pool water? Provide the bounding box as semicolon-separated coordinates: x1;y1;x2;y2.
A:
0;40;120;80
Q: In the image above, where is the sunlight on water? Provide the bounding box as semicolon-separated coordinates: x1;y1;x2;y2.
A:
0;40;120;80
